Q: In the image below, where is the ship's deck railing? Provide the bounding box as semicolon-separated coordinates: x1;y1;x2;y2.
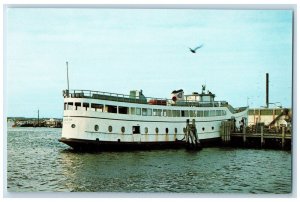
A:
63;89;244;112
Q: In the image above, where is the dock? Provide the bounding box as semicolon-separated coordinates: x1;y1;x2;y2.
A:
220;120;292;150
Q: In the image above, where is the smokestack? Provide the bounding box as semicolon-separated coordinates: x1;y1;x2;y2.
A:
266;73;269;108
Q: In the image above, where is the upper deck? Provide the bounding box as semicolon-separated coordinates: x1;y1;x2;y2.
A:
63;89;247;114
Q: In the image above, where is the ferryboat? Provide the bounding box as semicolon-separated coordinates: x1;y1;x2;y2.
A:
59;85;248;151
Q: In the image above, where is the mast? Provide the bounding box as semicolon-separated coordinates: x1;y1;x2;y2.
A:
66;61;70;92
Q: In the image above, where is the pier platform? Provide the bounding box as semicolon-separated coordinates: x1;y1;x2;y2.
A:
220;121;292;150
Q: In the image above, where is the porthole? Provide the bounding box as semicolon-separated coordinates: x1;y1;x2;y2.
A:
145;127;148;134
155;127;159;134
174;128;178;134
71;124;76;128
212;126;214;130
108;126;113;132
166;128;169;134
94;125;99;131
121;126;125;133
202;127;205;131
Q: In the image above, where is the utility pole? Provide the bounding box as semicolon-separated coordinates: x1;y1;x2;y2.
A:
266;73;269;108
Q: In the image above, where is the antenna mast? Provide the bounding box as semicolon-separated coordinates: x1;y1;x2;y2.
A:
66;61;69;91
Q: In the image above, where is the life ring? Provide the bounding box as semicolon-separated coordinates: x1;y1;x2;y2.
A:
172;96;177;102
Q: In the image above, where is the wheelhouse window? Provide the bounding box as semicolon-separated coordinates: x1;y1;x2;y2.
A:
91;103;104;112
119;106;129;114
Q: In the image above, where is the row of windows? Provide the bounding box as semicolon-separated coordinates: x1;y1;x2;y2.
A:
65;102;227;117
71;124;215;133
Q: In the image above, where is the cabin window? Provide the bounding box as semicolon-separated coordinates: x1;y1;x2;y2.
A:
132;126;140;134
190;110;196;117
153;109;158;116
172;110;180;117
167;110;172;117
94;125;99;131
121;126;125;133
119;106;129;114
181;110;188;117
157;109;162;116
83;102;89;111
142;108;147;116
147;108;152;116
210;110;216;116
197;110;203;117
108;126;113;132
67;102;73;110
130;107;136;115
166;128;169;134
107;105;117;113
223;110;227;115
163;110;167;117
155;127;159;134
75;102;81;110
216;110;222;116
136;108;141;115
91;103;104;112
145;127;148;134
204;110;209;117
174;128;178;134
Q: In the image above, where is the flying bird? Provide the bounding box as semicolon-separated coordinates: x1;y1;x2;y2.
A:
189;44;204;53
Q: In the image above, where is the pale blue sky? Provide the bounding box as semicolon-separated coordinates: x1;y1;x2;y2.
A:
5;8;293;118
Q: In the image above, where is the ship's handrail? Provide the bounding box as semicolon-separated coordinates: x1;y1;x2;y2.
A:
63;89;237;109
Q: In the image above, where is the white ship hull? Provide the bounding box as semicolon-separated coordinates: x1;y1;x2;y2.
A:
59;90;248;151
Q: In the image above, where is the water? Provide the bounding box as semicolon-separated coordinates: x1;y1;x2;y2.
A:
6;126;292;193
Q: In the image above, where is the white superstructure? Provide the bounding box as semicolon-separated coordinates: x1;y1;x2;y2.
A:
59;87;248;151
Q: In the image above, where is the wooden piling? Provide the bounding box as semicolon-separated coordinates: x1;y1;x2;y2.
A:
282;126;286;149
260;125;264;148
243;126;246;145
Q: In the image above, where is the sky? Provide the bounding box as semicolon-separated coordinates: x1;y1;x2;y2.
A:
5;8;293;118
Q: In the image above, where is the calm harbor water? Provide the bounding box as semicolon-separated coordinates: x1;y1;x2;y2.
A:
6;126;292;194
